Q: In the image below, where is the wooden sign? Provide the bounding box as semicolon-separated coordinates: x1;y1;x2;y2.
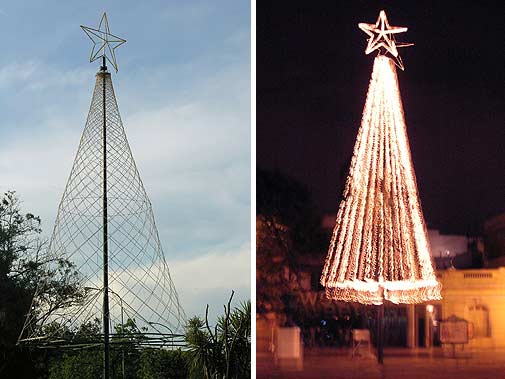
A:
440;315;469;344
353;329;370;343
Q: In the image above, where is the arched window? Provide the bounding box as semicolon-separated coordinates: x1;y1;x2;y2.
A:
467;304;490;338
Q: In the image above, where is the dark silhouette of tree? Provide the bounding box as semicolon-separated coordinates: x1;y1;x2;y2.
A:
0;191;81;377
48;318;188;379
257;169;325;253
185;291;251;379
257;169;326;318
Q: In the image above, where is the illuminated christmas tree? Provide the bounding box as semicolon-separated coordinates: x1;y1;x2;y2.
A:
19;13;185;377
320;10;441;306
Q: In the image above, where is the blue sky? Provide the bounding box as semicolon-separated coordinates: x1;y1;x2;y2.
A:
0;0;250;321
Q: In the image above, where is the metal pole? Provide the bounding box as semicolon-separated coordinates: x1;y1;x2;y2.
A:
101;55;110;379
377;303;384;364
121;298;125;379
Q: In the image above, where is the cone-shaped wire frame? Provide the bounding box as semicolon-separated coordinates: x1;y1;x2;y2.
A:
320;56;441;305
19;71;185;344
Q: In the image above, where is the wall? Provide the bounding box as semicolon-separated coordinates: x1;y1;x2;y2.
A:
440;268;505;349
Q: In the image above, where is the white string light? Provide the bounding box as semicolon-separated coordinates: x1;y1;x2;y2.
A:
320;53;441;305
358;10;413;71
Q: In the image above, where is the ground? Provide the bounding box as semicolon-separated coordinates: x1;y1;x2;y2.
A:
257;347;505;379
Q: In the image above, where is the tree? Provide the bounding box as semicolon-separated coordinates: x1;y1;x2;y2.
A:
0;191;46;377
256;169;326;318
137;348;189;379
257;169;325;253
48;347;102;379
0;191;81;377
185;291;251;379
48;318;153;379
49;294;251;379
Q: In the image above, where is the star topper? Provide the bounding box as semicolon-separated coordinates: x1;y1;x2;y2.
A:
358;10;413;70
81;12;126;72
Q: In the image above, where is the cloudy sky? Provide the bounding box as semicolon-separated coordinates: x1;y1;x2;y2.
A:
0;0;250;321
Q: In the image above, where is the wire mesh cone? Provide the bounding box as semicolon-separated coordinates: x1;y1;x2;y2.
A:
19;71;186;346
320;56;441;305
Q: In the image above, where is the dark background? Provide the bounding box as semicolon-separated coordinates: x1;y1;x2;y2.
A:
257;0;505;235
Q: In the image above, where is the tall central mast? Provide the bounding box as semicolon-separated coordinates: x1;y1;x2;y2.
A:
320;10;440;364
19;9;186;362
81;13;126;379
101;55;110;379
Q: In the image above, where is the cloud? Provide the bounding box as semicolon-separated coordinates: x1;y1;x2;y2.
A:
0;61;94;93
0;58;250;323
170;243;251;320
169;242;250;291
0;62;38;88
0;0;250;324
0;59;250;255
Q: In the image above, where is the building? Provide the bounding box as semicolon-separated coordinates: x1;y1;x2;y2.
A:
258;216;505;352
439;268;505;349
484;213;505;266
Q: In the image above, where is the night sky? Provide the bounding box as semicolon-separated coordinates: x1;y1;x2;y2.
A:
257;0;505;235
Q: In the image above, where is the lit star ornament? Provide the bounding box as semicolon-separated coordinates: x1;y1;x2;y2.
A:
358;10;412;70
81;13;126;72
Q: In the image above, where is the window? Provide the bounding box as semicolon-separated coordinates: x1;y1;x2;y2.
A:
467;304;490;338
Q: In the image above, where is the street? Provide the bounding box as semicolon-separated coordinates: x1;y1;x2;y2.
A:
257;347;505;379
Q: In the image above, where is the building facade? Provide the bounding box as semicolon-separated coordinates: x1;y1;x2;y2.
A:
258;217;505;352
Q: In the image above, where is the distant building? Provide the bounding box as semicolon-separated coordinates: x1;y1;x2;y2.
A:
258;215;505;353
440;268;505;349
484;213;505;266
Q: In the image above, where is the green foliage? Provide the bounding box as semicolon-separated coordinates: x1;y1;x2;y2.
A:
0;191;47;376
0;191;251;379
0;191;81;377
49;346;190;379
0;192;43;347
137;349;189;379
25;292;251;379
47;318;190;379
217;300;250;378
185;292;251;379
185;316;223;378
113;318;148;346
31;257;84;331
48;348;102;379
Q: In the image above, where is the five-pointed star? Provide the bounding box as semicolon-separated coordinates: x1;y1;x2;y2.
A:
81;12;126;72
358;10;412;70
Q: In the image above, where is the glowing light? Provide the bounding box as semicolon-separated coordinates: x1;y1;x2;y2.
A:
358;10;412;70
320;55;442;305
427;305;434;313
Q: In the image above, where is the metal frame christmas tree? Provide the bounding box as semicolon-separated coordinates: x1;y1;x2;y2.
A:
320;10;441;361
18;12;186;378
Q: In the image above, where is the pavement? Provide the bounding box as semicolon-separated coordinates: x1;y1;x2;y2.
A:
257;347;505;379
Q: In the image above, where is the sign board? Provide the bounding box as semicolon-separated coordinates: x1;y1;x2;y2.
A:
352;329;371;358
276;327;302;359
440;315;469;344
353;329;370;343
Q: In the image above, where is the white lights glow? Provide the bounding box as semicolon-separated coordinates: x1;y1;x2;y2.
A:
320;55;442;305
358;10;412;71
